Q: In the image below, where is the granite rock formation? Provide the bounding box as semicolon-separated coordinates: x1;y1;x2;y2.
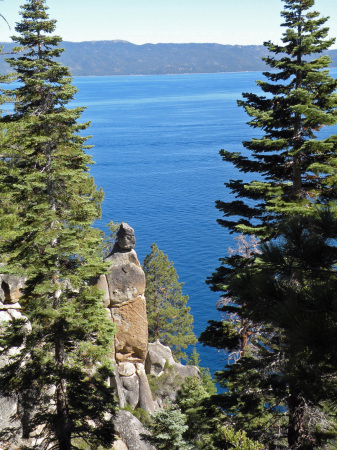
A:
145;340;201;409
100;223;155;414
0;225;201;450
114;410;155;450
0;271;26;305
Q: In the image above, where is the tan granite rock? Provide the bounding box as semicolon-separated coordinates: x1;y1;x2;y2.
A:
105;250;146;306
0;273;26;304
101;224;154;412
112;294;148;363
96;274;110;307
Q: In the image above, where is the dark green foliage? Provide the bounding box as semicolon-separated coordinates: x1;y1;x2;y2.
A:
204;1;337;447
173;375;264;449
0;1;116;448
205;211;337;448
215;0;337;238
143;243;197;361
175;376;219;449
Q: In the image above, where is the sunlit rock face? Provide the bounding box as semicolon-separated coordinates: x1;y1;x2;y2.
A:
146;340;201;409
101;223;148;363
0;271;26;305
100;223;154;414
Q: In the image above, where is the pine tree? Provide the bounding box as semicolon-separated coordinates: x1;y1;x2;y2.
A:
143;243;197;361
186;347;216;396
203;1;337;447
144;406;194;450
0;1;116;448
174;375;264;449
204;211;337;448
216;0;337;238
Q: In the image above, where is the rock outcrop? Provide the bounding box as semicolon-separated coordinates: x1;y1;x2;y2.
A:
0;225;201;450
99;223;155;414
114;410;155;450
145;341;201;409
0;271;26;305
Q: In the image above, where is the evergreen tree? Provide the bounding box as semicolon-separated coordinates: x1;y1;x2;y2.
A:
185;347;217;396
203;1;337;447
0;1;116;448
144;406;194;450
175;376;220;449
203;211;337;448
216;0;337;238
143;243;197;361
173;375;264;449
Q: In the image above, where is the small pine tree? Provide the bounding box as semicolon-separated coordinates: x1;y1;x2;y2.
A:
143;243;197;361
0;1;116;448
144;406;194;450
186;347;216;396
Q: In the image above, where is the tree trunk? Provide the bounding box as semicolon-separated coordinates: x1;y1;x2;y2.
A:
287;385;313;450
55;337;72;450
292;12;303;198
240;317;249;352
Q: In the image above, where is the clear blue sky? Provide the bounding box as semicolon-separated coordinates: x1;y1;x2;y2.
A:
1;0;337;48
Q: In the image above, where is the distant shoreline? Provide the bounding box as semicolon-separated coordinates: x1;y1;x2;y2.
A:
73;67;337;78
1;40;337;77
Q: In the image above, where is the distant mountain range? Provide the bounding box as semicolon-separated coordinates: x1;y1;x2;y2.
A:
1;40;337;76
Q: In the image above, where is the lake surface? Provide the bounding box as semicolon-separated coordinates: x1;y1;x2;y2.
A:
72;69;337;375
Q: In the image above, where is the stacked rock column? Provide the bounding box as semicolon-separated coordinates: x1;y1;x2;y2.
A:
97;223;154;413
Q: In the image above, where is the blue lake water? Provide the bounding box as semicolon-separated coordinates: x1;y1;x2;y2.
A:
72;69;337;375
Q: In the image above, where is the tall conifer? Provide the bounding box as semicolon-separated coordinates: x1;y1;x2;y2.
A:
0;1;116;448
217;0;337;238
211;212;337;447
203;0;337;447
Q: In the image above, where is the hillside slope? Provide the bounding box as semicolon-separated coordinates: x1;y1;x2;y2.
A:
1;40;336;76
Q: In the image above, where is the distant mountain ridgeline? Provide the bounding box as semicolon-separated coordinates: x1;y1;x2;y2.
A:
1;40;337;76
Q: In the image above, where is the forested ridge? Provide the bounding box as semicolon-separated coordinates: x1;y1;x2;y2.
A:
0;40;337;76
2;0;337;449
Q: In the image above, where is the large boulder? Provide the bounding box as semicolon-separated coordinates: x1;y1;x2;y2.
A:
96;224;148;364
113;410;155;450
104;224;148;362
121;374;140;409
145;340;175;377
137;363;154;414
105;250;146;307
0;396;20;434
0;272;26;304
145;341;201;407
113;440;128;450
116;223;136;250
112;294;148;363
174;362;201;380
